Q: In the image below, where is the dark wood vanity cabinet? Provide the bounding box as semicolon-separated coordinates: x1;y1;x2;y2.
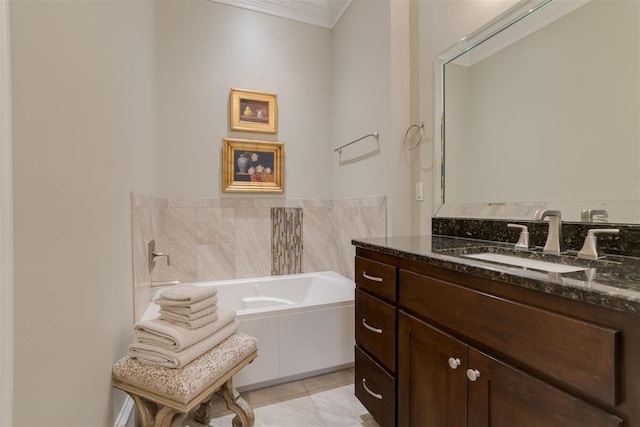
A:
354;246;640;427
398;311;622;427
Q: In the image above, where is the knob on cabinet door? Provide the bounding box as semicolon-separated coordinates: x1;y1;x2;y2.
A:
448;357;461;369
466;369;481;382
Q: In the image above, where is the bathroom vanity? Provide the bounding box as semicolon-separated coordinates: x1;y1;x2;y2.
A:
353;235;640;427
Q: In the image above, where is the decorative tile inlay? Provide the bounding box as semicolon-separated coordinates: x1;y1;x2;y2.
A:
271;208;303;275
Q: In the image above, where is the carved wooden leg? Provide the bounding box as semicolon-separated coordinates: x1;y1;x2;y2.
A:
154;405;187;427
193;394;215;424
129;394;157;427
220;378;254;427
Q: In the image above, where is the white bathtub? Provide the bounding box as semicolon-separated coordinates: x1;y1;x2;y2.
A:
144;271;355;390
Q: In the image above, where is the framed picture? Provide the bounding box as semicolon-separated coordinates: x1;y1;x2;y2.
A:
230;88;278;134
222;138;284;193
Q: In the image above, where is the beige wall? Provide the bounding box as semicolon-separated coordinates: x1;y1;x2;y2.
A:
331;0;414;236
10;0;156;425
1;0;13;424
154;0;333;199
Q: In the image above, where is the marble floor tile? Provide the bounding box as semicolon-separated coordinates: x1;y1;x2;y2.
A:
245;380;308;407
308;384;370;427
232;394;326;427
183;369;379;427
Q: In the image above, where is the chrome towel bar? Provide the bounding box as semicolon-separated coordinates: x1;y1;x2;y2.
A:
333;131;379;154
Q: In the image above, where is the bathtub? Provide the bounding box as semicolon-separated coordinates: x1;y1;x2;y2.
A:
143;271;355;390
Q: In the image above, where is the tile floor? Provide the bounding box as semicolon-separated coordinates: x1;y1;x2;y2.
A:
183;368;380;427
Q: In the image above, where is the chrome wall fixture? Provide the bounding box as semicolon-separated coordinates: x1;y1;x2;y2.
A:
404;122;424;150
333;131;379;154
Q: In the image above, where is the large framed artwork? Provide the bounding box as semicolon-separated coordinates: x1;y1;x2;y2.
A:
230;88;278;134
222;138;284;193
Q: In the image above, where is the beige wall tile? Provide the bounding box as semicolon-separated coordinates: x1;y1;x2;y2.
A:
196;207;235;245
196;243;236;282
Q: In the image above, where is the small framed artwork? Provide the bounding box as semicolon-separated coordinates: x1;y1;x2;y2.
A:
230;88;278;134
222;138;284;193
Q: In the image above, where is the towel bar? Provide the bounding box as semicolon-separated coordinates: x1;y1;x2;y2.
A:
333;131;379;154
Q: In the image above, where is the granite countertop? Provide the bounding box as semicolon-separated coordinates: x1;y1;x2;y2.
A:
352;235;640;314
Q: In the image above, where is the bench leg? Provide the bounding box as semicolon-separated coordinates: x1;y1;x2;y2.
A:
130;394;157;427
220;378;254;427
154;405;187;427
193;395;215;424
128;392;188;427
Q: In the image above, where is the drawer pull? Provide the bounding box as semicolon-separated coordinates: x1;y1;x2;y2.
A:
448;357;461;370
362;272;383;282
466;369;481;382
362;319;383;334
362;378;383;400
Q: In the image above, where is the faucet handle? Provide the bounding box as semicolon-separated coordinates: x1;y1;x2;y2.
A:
580;209;608;223
577;229;619;260
507;224;530;251
534;209;562;221
148;239;171;271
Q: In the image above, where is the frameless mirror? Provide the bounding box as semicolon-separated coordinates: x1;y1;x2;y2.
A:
434;0;640;223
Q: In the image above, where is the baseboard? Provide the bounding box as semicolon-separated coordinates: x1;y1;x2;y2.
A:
114;395;135;427
236;362;354;393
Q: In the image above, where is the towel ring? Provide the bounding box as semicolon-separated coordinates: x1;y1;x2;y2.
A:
404;122;424;150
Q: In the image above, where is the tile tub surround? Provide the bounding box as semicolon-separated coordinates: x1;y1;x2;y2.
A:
132;193;386;321
433;217;640;258
353;235;640;314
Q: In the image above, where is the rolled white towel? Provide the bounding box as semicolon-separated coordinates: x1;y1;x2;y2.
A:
160;310;219;330
133;306;235;351
158;294;218;314
154;283;218;306
128;320;238;369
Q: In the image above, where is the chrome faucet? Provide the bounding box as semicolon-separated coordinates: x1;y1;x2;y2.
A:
148;239;170;272
533;210;564;255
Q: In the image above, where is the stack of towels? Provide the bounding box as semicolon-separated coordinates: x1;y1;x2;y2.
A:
128;284;237;369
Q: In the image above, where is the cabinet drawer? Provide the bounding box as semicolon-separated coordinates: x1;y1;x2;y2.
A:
355;346;396;427
356;289;396;372
355;256;396;302
399;269;620;406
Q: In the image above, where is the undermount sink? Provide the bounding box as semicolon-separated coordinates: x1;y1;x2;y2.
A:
465;252;588;273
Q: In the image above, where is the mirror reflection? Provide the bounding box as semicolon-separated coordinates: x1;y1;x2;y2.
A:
437;0;640;223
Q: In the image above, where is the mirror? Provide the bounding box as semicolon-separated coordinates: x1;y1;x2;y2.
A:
434;0;640;223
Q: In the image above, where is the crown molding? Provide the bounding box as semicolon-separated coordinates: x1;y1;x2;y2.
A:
209;0;351;29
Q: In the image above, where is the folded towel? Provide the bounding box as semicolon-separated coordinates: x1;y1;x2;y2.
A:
128;320;238;368
159;303;217;321
156;294;219;314
160;310;219;330
133;306;235;351
154;283;218;306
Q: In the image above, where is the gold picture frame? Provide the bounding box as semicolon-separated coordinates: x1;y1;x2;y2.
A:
222;138;284;193
230;88;278;133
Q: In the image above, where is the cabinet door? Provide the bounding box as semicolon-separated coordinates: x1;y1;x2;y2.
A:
398;312;467;427
467;348;623;427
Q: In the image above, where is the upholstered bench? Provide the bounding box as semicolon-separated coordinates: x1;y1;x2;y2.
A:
112;333;257;427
